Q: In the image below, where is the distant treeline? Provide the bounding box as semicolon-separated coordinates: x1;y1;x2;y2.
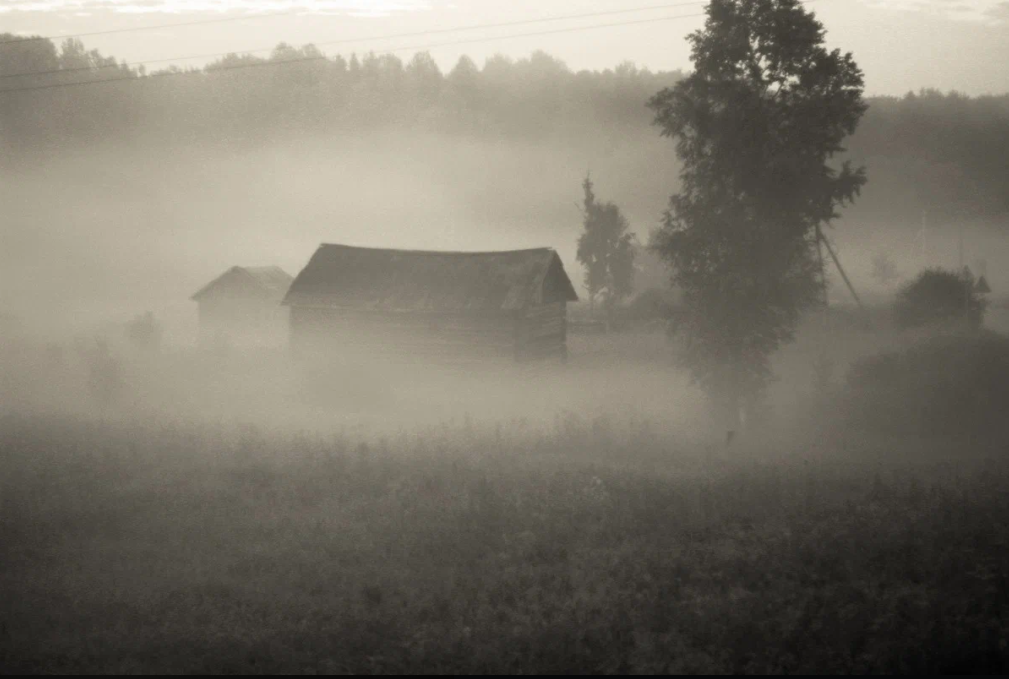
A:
0;39;677;144
2;36;1007;222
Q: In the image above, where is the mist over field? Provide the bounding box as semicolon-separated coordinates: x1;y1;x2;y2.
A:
6;126;1009;345
3;9;1009;673
9;121;1007;439
3;130;678;343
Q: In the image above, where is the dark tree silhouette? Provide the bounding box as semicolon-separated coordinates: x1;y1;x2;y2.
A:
647;0;867;430
894;268;987;330
576;175;636;323
126;312;163;352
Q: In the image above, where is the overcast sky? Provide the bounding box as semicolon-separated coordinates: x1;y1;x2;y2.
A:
2;0;1008;95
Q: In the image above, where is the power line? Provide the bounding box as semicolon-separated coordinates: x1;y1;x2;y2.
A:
1;1;709;81
0;12;710;95
0;9;299;46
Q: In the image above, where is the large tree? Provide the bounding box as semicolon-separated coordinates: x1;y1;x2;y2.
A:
647;0;867;429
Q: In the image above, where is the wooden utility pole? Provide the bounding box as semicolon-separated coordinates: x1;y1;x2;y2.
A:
814;224;832;392
815;225;829;323
818;228;864;312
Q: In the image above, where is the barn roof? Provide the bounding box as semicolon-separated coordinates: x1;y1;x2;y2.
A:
282;244;578;312
191;266;293;302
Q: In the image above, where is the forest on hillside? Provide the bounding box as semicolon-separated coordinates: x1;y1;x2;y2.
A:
2;36;1008;230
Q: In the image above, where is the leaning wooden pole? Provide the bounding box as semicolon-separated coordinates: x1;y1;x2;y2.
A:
817;227;864;312
815;226;829;328
814;225;831;387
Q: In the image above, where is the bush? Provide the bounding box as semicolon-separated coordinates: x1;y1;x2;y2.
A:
126;311;163;352
601;288;681;331
619;287;677;320
843;331;1009;437
893;268;987;330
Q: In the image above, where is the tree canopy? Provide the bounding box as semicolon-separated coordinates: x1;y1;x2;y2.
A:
647;0;867;427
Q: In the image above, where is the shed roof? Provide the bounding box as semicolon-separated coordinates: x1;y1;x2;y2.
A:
282;244;578;312
191;266;293;302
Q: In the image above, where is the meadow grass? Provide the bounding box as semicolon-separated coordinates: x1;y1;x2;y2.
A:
2;409;1008;674
4;319;1009;673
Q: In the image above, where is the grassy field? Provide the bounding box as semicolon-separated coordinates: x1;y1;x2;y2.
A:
2;408;1009;674
3;321;1009;674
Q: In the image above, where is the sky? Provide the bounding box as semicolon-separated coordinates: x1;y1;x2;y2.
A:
1;0;1008;95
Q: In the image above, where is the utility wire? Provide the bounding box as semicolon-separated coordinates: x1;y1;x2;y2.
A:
0;12;709;95
0;9;300;46
1;1;709;80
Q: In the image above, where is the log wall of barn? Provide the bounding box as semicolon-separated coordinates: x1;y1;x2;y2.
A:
516;302;567;362
289;306;519;365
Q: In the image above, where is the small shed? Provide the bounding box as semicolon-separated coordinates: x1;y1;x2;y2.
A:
281;244;578;364
191;266;293;347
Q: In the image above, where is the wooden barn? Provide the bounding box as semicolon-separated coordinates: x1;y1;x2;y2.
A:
190;266;293;347
281;244;578;364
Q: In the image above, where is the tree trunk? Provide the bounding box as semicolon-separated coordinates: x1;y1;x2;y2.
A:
718;361;743;446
